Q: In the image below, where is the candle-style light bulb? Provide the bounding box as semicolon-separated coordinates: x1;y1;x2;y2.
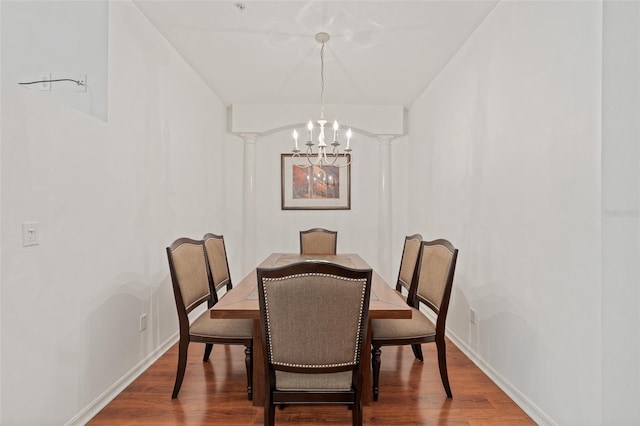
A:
333;120;339;141
293;129;299;150
307;120;313;141
346;128;352;149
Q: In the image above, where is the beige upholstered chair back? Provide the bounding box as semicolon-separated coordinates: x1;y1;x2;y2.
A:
396;234;423;294
414;240;458;316
257;262;371;391
299;228;338;255
203;233;231;293
166;238;212;314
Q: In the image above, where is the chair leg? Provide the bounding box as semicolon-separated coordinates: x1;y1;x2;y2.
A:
372;346;382;401
203;343;213;362
245;345;253;401
352;399;363;426
436;338;452;398
265;393;275;426
353;377;363;426
172;339;189;398
411;343;424;361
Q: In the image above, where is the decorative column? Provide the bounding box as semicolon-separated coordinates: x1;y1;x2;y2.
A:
241;133;257;275
378;135;394;285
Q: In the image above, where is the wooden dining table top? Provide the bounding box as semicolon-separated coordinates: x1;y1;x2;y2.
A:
210;253;412;320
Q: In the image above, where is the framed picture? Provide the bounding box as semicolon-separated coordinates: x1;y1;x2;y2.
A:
281;154;351;210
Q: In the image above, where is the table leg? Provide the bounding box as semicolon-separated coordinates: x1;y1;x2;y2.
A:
252;319;265;406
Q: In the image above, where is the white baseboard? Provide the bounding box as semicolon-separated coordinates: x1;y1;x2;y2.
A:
444;328;555;425
65;332;179;426
419;307;555;426
66;313;555;425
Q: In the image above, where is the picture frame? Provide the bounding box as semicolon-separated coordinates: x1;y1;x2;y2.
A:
281;154;351;210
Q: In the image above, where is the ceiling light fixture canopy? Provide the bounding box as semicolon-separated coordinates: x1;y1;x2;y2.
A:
292;32;352;168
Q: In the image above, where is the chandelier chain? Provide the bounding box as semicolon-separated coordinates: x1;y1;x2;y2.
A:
320;41;325;120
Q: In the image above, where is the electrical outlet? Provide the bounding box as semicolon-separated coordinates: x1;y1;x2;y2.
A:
140;313;148;332
75;74;87;92
39;73;51;91
469;308;477;325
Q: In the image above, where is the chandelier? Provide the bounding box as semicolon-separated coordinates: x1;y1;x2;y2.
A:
291;32;352;168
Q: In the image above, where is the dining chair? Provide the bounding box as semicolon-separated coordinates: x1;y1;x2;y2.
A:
166;237;253;400
395;234;423;297
256;261;372;426
299;228;338;255
203;233;233;295
392;234;423;361
202;232;253;397
371;239;459;401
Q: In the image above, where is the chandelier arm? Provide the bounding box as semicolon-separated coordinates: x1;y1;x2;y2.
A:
329;150;352;168
321;148;339;166
336;153;352;168
291;152;313;168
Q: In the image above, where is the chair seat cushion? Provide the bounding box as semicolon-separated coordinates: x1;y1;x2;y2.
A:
371;307;436;341
275;371;353;391
190;310;253;339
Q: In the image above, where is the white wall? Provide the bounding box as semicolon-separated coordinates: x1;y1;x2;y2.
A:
0;1;227;424
1;1;109;121
408;2;602;424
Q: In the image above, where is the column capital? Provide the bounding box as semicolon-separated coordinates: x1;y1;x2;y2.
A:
376;134;395;144
240;133;258;144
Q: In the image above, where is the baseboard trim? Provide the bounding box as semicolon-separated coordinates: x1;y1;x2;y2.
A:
418;307;555;425
65;332;179;426
66;313;555;425
445;328;555;425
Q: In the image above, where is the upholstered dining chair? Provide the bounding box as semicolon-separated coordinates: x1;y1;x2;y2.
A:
395;234;423;298
166;237;253;400
256;262;372;426
203;233;233;295
371;239;459;401
299;228;338;255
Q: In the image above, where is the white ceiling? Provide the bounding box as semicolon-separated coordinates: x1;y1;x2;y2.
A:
133;1;498;108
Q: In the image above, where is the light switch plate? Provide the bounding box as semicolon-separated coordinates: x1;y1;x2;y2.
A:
22;222;40;246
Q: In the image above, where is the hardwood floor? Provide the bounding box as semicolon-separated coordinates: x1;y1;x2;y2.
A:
90;339;534;425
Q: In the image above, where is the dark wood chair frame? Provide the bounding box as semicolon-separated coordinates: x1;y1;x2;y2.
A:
299;228;338;255
256;262;372;426
166;237;253;400
372;239;458;401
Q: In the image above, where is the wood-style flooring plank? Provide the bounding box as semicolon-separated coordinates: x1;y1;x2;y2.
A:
89;339;534;425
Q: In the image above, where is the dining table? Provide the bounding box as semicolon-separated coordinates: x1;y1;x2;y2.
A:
210;253;412;406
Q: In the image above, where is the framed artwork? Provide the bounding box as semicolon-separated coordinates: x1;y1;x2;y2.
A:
281;154;351;210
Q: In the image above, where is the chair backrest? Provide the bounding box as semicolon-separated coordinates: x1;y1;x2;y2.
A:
166;238;214;325
411;239;458;329
299;228;338;255
395;234;423;296
203;233;232;295
257;262;372;380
